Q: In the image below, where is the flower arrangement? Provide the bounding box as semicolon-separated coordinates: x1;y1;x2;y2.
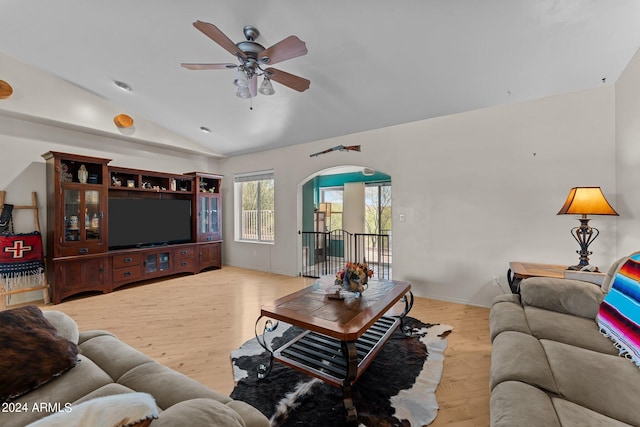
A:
335;260;374;295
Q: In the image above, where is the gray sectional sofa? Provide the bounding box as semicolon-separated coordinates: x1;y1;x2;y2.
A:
0;306;269;427
490;258;640;427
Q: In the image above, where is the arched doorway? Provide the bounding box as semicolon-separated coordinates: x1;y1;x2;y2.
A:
297;165;392;279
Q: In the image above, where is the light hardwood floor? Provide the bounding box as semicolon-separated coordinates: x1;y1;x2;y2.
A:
36;266;491;426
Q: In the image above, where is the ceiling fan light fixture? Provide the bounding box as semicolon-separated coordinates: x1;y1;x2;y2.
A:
236;86;251;99
184;21;310;98
233;69;248;87
258;77;275;96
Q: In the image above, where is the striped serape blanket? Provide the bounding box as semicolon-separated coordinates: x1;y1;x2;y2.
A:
597;253;640;368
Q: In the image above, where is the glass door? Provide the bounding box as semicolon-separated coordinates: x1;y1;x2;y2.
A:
198;194;220;241
145;254;157;273
85;189;101;241
64;189;81;243
159;252;170;271
199;197;210;235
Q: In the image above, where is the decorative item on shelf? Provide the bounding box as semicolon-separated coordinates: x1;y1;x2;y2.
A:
68;216;79;230
170;178;177;191
113;113;134;129
112;175;122;187
335;260;373;297
557;186;619;270
127;180;135;188
77;165;88;184
0;80;13;99
91;213;99;229
60;163;73;183
87;174;98;184
200;181;208;192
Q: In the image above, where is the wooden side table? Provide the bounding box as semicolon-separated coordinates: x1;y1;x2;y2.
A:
507;262;568;293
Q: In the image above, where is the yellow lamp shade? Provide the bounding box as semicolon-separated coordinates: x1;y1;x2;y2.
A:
557;187;618;216
0;80;13;99
114;114;134;128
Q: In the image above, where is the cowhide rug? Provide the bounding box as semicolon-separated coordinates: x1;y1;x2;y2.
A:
231;317;452;427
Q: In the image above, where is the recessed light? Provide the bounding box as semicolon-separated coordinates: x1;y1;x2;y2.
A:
200;126;211;133
114;80;132;92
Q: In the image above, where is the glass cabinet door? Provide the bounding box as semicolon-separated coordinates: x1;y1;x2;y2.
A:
64;189;81;243
145;254;157;273
210;197;219;235
85;190;101;241
159;253;170;271
199;197;210;234
199;195;219;239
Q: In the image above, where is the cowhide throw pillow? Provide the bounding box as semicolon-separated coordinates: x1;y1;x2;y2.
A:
0;305;79;402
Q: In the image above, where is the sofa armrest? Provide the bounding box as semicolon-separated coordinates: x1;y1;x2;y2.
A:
520;277;604;319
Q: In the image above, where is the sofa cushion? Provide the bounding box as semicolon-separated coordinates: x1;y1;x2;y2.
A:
597;253;640;368
42;310;79;345
520;277;604;319
75;383;137;402
25;392;158;427
0;306;79;402
524;306;618;355
542;339;640;426
78;333;155;382
153;398;245;427
551;398;634;427
117;361;232;410
489;298;531;342
490;381;560;427
226;400;270;427
490;331;558;393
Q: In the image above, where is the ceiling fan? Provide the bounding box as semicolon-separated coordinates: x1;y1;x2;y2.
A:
181;21;310;98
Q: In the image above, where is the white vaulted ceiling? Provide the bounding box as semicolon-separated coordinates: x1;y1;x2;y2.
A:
1;1;639;157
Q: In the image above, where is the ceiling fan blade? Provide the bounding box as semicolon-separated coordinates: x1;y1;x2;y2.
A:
249;76;258;97
259;36;308;65
193;20;246;60
265;68;310;92
181;63;237;70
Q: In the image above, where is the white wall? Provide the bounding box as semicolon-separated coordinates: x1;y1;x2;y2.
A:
615;46;640;256
220;86;617;307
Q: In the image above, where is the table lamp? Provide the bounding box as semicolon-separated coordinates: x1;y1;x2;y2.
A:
557;187;618;270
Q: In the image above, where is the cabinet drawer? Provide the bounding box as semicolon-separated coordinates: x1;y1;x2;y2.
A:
173;246;194;260
112;253;142;268
59;244;106;257
174;258;194;271
113;265;142;282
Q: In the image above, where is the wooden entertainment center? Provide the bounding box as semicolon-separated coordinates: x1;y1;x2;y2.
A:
43;151;223;304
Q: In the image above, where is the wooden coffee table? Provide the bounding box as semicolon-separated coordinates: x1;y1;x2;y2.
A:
255;278;414;421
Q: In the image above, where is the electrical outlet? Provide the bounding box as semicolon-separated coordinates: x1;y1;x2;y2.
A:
493;276;500;287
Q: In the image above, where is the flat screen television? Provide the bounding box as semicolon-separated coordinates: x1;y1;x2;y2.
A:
108;198;192;250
